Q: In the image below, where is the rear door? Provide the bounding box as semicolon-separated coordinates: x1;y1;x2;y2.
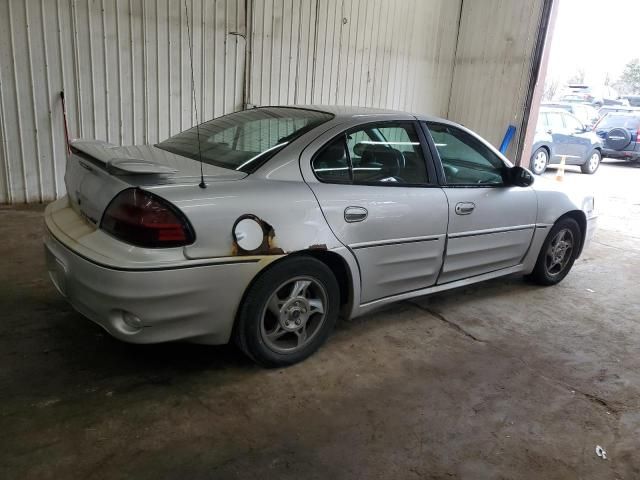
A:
423;122;537;284
300;120;449;304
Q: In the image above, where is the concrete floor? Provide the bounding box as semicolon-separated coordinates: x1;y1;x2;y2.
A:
1;161;639;479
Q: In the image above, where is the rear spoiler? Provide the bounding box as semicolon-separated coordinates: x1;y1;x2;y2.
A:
71;140;178;176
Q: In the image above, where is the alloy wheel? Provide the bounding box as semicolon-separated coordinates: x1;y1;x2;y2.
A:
532;150;548;174
544;228;574;277
260;276;328;353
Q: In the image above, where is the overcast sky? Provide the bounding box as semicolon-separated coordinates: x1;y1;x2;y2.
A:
546;0;639;86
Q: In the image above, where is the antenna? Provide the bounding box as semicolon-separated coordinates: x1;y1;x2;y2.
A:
184;0;206;188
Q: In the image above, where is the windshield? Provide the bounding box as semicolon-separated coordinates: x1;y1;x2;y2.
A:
598;115;640;130
156;107;334;173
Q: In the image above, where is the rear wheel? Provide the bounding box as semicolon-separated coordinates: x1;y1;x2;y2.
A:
530;148;549;175
234;256;340;367
581;150;601;174
527;218;581;286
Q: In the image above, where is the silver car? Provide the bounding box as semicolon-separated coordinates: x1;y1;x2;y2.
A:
44;106;597;366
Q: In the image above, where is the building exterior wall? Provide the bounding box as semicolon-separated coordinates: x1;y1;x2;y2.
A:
446;0;546;161
0;0;245;203
0;0;546;203
248;0;461;114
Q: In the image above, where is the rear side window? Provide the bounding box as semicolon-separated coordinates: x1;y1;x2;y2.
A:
598;115;640;130
312;137;351;183
547;112;564;129
312;122;430;186
538;113;548;129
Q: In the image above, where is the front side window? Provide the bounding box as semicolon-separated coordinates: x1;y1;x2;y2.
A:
312;122;429;186
156;107;333;173
562;114;583;131
426;122;505;186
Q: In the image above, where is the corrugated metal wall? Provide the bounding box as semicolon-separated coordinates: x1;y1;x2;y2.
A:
0;0;245;203
447;0;545;159
248;0;461;114
0;0;546;203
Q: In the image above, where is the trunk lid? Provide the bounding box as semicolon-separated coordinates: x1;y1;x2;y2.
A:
65;140;246;226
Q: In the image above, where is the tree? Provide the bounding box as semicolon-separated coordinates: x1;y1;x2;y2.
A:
617;58;640;94
568;69;585;85
543;78;560;101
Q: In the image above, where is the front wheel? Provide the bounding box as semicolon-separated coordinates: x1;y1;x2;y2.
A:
527;218;581;286
530;148;549;175
581;150;601;174
234;256;340;367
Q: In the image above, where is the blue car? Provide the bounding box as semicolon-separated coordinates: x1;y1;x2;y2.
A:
595;113;640;163
530;107;603;175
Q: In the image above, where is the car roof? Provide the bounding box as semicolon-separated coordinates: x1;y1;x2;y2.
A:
273;104;450;123
539;106;571;113
603;111;640;117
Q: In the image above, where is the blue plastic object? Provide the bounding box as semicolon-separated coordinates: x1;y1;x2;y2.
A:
499;125;517;154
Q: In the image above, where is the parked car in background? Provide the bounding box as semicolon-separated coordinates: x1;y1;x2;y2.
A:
530;107;603;175
559;84;628;108
44;106;597;366
594;112;640;162
543;102;599;128
622;95;640;107
598;105;640;118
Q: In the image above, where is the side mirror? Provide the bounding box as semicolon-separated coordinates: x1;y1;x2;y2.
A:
508;166;535;187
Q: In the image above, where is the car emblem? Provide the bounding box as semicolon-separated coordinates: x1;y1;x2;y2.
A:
608;136;625;140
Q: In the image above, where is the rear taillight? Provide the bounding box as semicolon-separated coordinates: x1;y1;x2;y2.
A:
101;188;195;248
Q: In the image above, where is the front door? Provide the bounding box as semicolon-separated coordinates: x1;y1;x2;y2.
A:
560;112;592;164
424;122;538;284
301;121;448;304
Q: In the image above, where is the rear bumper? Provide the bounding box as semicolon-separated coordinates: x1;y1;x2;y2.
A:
602;148;640;161
44;202;272;345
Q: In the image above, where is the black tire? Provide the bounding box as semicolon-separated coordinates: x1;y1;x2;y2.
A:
581;149;601;174
530;147;549;175
527;218;581;286
234;256;340;367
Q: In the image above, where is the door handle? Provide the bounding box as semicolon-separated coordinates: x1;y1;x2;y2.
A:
344;206;368;223
455;202;475;215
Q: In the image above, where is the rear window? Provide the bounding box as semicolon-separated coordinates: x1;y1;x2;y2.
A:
156;107;333;173
598;115;640;130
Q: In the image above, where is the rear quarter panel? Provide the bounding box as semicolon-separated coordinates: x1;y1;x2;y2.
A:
147;176;343;260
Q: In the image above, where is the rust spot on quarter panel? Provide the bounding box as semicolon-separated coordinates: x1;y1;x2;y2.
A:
232;214;285;256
